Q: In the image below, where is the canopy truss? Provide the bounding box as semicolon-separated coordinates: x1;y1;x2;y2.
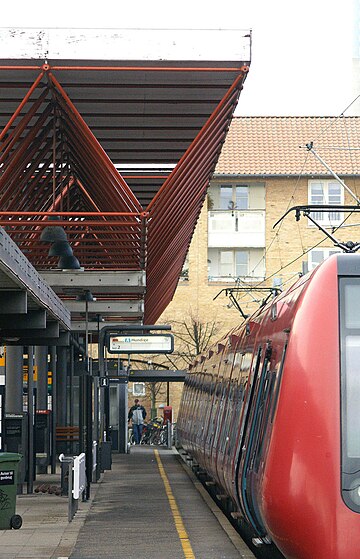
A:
0;29;250;325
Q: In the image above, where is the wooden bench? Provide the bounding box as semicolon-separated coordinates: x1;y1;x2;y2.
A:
56;426;80;443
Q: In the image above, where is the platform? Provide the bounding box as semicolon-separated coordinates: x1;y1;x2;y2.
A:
0;447;255;559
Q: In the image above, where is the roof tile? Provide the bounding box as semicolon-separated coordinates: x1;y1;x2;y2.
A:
215;116;360;176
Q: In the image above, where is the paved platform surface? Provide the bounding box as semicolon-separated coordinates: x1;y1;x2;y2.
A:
0;447;255;559
0;470;100;559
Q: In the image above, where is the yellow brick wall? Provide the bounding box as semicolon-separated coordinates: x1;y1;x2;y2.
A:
266;177;360;285
155;175;360;418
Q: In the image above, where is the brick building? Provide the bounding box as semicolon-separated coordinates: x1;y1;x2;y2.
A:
138;116;360;417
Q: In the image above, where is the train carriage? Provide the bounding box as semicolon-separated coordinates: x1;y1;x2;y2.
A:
177;253;360;559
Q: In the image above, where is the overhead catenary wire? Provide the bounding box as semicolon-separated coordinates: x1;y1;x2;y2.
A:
304;142;360;205
228;105;360;313
242;149;312;282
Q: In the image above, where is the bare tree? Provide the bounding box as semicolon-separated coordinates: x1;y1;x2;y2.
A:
127;315;221;417
127;358;168;419
164;314;221;368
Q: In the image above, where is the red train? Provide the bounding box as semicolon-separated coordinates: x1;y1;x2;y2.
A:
177;253;360;559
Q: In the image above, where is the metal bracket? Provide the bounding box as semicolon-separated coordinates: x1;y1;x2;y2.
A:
273;205;360;253
214;287;281;319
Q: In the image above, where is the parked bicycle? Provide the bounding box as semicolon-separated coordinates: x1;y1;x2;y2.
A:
129;418;174;447
141;417;165;445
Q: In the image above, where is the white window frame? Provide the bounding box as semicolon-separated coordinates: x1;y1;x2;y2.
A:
235;185;249;210
308;248;341;270
219;249;249;278
179;254;189;281
219;186;233;210
235;250;249;277
219;184;249;211
132;382;146;396
308;180;344;226
219;250;234;277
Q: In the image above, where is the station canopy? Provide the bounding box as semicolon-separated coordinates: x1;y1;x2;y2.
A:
0;28;251;327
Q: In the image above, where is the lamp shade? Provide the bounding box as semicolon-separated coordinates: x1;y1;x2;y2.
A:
77;290;94;302
40;225;67;242
40;215;67;242
48;241;73;257
58;255;81;270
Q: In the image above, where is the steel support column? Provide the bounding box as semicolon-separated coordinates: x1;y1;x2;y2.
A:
35;346;48;411
5;346;23;414
27;346;34;494
56;346;67;427
50;346;57;474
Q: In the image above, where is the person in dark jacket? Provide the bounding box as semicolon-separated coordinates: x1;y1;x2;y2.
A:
128;399;147;444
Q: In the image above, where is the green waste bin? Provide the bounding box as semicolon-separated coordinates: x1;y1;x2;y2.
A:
0;453;23;529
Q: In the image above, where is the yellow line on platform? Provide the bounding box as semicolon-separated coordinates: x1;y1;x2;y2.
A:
154;449;196;559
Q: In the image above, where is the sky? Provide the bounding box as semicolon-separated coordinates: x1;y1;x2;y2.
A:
0;0;355;116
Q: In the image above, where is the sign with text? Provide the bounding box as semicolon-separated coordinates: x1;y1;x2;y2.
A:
0;470;14;485
108;333;174;354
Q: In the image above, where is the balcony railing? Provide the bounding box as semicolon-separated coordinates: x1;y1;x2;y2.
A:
208;210;265;248
208;274;265;283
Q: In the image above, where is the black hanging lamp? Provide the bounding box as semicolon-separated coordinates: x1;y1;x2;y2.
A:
57;254;81;270
48;240;73;257
40;215;68;242
41;119;68;243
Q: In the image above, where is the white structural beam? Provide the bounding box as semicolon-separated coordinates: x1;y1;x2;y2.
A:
0;228;71;329
64;300;144;316
0;28;251;62
39;270;146;295
71;321;140;332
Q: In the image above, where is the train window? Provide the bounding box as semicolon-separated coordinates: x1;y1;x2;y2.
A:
344;283;360;329
339;277;360;512
270;344;287;423
253;371;276;471
344;337;360;457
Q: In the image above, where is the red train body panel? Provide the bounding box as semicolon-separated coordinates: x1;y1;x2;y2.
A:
177;254;360;559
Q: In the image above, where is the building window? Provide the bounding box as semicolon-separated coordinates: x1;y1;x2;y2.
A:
220;185;249;210
308;180;343;225
220;186;233;210
220;250;248;278
208;247;265;282
236;251;248;277
235;186;249;210
220;250;233;276
132;382;145;396
179;254;189;281
308;248;341;270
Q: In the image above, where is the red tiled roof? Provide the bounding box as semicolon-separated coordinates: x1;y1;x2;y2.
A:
215;116;360;176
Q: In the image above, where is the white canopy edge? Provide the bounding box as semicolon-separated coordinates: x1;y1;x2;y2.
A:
0;27;251;62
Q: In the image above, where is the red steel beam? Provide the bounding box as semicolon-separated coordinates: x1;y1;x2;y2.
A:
146;101;237;269
48;70;142;213
0;70;45;142
146;69;248;214
0;89;49;163
144;71;248;322
0;64;243;73
57;108;136;213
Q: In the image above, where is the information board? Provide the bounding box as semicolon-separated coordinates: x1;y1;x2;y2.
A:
108;334;174;354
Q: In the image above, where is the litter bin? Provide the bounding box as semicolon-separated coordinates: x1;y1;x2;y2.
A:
0;452;23;529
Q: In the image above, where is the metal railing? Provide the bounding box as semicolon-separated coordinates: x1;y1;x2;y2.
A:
59;452;86;522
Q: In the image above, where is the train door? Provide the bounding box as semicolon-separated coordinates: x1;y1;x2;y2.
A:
202;346;223;472
198;373;215;465
224;348;256;500
236;341;274;536
214;351;238;489
190;373;206;462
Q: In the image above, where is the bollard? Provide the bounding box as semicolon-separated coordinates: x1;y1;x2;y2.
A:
167;420;172;449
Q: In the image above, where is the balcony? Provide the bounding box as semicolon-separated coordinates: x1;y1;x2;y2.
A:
208;274;265;283
208;210;265;248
